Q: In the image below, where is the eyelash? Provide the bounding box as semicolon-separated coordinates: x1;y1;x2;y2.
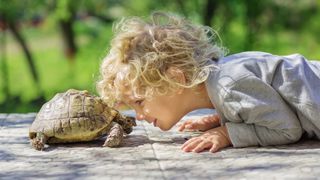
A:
135;100;144;106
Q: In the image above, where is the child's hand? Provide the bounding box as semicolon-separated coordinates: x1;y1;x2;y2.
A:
181;126;232;153
178;114;220;132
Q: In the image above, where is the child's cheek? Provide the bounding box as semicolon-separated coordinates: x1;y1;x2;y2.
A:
144;108;151;115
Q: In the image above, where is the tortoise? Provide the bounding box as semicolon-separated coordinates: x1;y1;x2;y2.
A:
29;89;136;151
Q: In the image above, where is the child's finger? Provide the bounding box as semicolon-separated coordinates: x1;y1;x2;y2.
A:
178;123;187;131
186;123;203;130
184;122;205;131
181;137;197;149
185;124;193;129
181;138;202;151
209;144;219;153
178;120;193;131
192;141;212;153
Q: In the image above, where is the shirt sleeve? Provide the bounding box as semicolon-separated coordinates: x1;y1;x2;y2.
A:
222;75;303;147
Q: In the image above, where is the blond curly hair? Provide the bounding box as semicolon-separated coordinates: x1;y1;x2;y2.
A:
97;12;226;107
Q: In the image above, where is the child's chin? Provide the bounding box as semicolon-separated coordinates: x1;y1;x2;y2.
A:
158;125;172;131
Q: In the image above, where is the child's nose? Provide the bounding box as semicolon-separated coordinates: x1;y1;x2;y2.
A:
136;114;145;121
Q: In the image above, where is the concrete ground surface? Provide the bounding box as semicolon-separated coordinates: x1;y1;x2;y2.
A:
0;109;320;180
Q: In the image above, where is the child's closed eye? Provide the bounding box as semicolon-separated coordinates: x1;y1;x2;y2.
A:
134;100;144;106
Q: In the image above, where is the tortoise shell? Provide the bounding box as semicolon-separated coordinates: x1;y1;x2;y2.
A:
29;89;119;143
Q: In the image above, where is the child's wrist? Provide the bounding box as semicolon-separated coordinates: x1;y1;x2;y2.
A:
207;114;220;126
219;126;232;145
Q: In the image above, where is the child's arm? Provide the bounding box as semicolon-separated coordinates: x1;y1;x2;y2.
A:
181;125;232;153
178;114;220;132
221;75;303;148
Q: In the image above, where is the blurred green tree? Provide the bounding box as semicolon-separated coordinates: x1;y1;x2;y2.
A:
0;0;45;103
0;0;319;112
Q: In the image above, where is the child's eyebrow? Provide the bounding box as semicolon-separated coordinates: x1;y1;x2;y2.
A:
126;100;134;104
120;97;135;105
121;93;144;104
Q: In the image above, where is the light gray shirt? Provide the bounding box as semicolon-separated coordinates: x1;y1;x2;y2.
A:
205;51;320;147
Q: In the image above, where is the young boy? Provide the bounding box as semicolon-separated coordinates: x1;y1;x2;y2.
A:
97;12;320;153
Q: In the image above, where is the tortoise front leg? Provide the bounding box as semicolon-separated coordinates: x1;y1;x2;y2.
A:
103;122;124;147
31;132;48;151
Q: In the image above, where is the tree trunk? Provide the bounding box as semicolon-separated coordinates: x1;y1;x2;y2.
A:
243;0;264;50
204;0;219;26
59;17;77;61
8;21;43;95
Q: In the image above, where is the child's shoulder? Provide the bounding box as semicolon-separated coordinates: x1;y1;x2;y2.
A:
218;51;273;64
210;51;280;86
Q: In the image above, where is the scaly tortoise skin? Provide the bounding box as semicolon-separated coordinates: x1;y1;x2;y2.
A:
29;89;136;150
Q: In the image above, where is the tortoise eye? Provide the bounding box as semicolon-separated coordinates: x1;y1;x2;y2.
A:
75;95;81;99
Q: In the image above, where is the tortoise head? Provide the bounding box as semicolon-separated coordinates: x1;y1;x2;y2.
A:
100;100;137;134
114;113;136;134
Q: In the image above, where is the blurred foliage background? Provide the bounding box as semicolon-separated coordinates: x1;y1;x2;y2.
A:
0;0;319;113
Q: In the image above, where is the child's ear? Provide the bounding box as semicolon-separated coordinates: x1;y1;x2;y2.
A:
166;67;186;86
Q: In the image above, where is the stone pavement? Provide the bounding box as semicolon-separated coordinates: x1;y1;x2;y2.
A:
0;109;320;180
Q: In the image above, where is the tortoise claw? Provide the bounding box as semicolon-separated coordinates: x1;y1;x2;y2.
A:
31;138;45;151
31;132;48;151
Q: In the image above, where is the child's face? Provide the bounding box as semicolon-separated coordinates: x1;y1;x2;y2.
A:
122;90;187;131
